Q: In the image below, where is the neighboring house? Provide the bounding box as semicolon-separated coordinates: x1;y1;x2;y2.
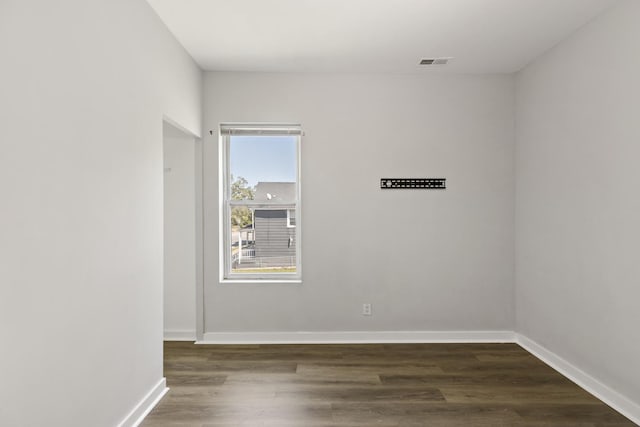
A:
252;182;296;266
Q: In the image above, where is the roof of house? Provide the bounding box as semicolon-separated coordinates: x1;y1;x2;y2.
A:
254;182;296;205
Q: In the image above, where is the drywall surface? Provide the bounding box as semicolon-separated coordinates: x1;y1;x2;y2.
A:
516;0;640;407
163;124;197;339
0;1;201;426
203;72;515;333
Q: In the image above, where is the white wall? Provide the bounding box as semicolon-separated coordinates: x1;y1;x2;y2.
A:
163;123;197;339
0;1;201;426
516;0;640;410
203;72;515;335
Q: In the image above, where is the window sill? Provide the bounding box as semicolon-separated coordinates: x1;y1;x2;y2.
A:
219;279;302;284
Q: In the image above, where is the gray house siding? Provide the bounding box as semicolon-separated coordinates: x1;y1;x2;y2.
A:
254;209;296;261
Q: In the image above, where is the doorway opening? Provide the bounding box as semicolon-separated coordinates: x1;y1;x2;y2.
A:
162;119;203;341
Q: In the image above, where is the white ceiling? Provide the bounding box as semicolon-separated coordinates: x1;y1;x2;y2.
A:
146;0;619;74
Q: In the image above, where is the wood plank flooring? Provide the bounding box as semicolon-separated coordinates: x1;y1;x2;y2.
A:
141;342;635;426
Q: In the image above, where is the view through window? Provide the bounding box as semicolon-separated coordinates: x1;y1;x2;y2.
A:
221;125;301;280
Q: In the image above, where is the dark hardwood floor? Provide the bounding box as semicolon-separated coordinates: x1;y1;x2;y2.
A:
141;342;634;426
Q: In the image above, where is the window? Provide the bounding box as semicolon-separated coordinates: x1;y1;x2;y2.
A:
286;209;296;228
220;124;301;281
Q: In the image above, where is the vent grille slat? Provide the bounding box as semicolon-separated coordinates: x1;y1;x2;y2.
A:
419;57;452;66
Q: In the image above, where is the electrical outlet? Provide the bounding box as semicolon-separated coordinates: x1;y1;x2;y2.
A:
362;303;372;316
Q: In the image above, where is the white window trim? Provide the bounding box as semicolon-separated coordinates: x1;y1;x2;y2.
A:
286;208;296;228
219;123;302;283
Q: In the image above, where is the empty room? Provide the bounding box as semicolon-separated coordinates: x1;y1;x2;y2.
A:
1;0;639;426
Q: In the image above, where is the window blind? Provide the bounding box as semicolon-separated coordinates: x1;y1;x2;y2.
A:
219;124;303;136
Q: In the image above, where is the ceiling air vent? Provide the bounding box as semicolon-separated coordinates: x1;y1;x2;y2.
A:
420;57;452;66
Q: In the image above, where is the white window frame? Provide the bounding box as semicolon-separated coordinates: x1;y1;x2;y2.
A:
286;208;296;228
219;123;302;283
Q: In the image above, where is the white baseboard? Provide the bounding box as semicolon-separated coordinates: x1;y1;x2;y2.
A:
198;330;515;344
117;378;168;427
164;329;196;341
516;334;640;426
